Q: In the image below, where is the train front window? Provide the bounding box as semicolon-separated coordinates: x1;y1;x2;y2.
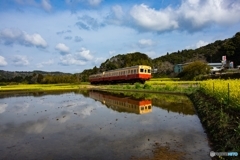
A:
140;69;144;72
148;69;151;73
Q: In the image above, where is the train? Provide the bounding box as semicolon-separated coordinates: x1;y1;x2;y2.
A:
89;65;151;84
89;90;152;114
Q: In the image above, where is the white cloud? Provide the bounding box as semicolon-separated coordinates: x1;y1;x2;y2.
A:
59;48;94;66
94;57;105;66
128;1;240;32
109;50;116;55
76;47;94;61
196;40;208;48
88;0;102;6
65;0;102;7
15;0;38;6
37;59;54;68
138;39;155;47
24;33;48;47
0;104;8;114
41;0;52;12
12;55;29;66
55;43;70;54
112;5;124;19
0;28;47;48
15;0;52;11
0;56;8;66
59;54;86;66
178;0;240;29
130;4;178;32
107;5;125;25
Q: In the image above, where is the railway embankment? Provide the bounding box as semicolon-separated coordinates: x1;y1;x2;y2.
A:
188;90;240;160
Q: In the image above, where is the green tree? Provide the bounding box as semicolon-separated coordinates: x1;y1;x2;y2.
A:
37;74;44;83
178;61;210;80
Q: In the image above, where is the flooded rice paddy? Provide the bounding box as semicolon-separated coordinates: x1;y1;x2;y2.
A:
0;90;210;160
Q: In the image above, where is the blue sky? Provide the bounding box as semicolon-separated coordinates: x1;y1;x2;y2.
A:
0;0;240;73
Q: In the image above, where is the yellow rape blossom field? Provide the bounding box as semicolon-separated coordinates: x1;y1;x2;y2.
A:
199;79;240;108
146;79;240;108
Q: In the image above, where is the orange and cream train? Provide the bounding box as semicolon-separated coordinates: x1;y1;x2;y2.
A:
89;65;151;84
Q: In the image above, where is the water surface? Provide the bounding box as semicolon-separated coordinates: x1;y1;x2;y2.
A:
0;91;210;160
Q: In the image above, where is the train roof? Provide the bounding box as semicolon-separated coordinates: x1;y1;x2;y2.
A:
106;65;150;71
89;65;151;77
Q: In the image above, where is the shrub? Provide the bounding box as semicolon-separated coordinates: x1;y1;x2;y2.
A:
134;82;142;89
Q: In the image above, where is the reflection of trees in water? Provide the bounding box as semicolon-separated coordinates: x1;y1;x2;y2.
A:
152;98;195;115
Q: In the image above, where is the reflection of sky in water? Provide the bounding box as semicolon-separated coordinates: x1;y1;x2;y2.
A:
0;91;210;160
0;103;8;114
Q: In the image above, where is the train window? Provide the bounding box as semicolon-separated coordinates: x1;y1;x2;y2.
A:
141;107;144;110
131;70;133;73
140;69;144;72
134;69;136;73
148;105;151;109
148;69;151;73
128;70;130;73
145;69;146;73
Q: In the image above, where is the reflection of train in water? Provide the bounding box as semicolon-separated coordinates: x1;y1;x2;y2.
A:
89;91;152;114
89;65;151;84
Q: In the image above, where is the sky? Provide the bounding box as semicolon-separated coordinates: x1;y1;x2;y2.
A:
0;0;240;73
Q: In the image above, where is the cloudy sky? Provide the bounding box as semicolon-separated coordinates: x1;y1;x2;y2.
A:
0;0;240;73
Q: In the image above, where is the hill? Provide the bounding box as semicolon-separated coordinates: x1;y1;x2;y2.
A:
153;32;240;68
79;31;240;79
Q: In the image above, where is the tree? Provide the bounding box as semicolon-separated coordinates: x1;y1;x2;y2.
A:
37;74;44;83
178;61;210;80
156;61;174;75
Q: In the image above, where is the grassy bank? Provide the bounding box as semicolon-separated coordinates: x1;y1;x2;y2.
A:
189;91;240;160
103;82;199;94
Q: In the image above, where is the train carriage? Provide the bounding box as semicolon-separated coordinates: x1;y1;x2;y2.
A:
89;65;151;84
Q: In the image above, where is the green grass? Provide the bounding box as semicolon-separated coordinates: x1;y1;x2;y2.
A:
103;82;199;94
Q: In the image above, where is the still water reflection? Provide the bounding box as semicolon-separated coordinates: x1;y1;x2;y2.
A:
0;91;210;160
